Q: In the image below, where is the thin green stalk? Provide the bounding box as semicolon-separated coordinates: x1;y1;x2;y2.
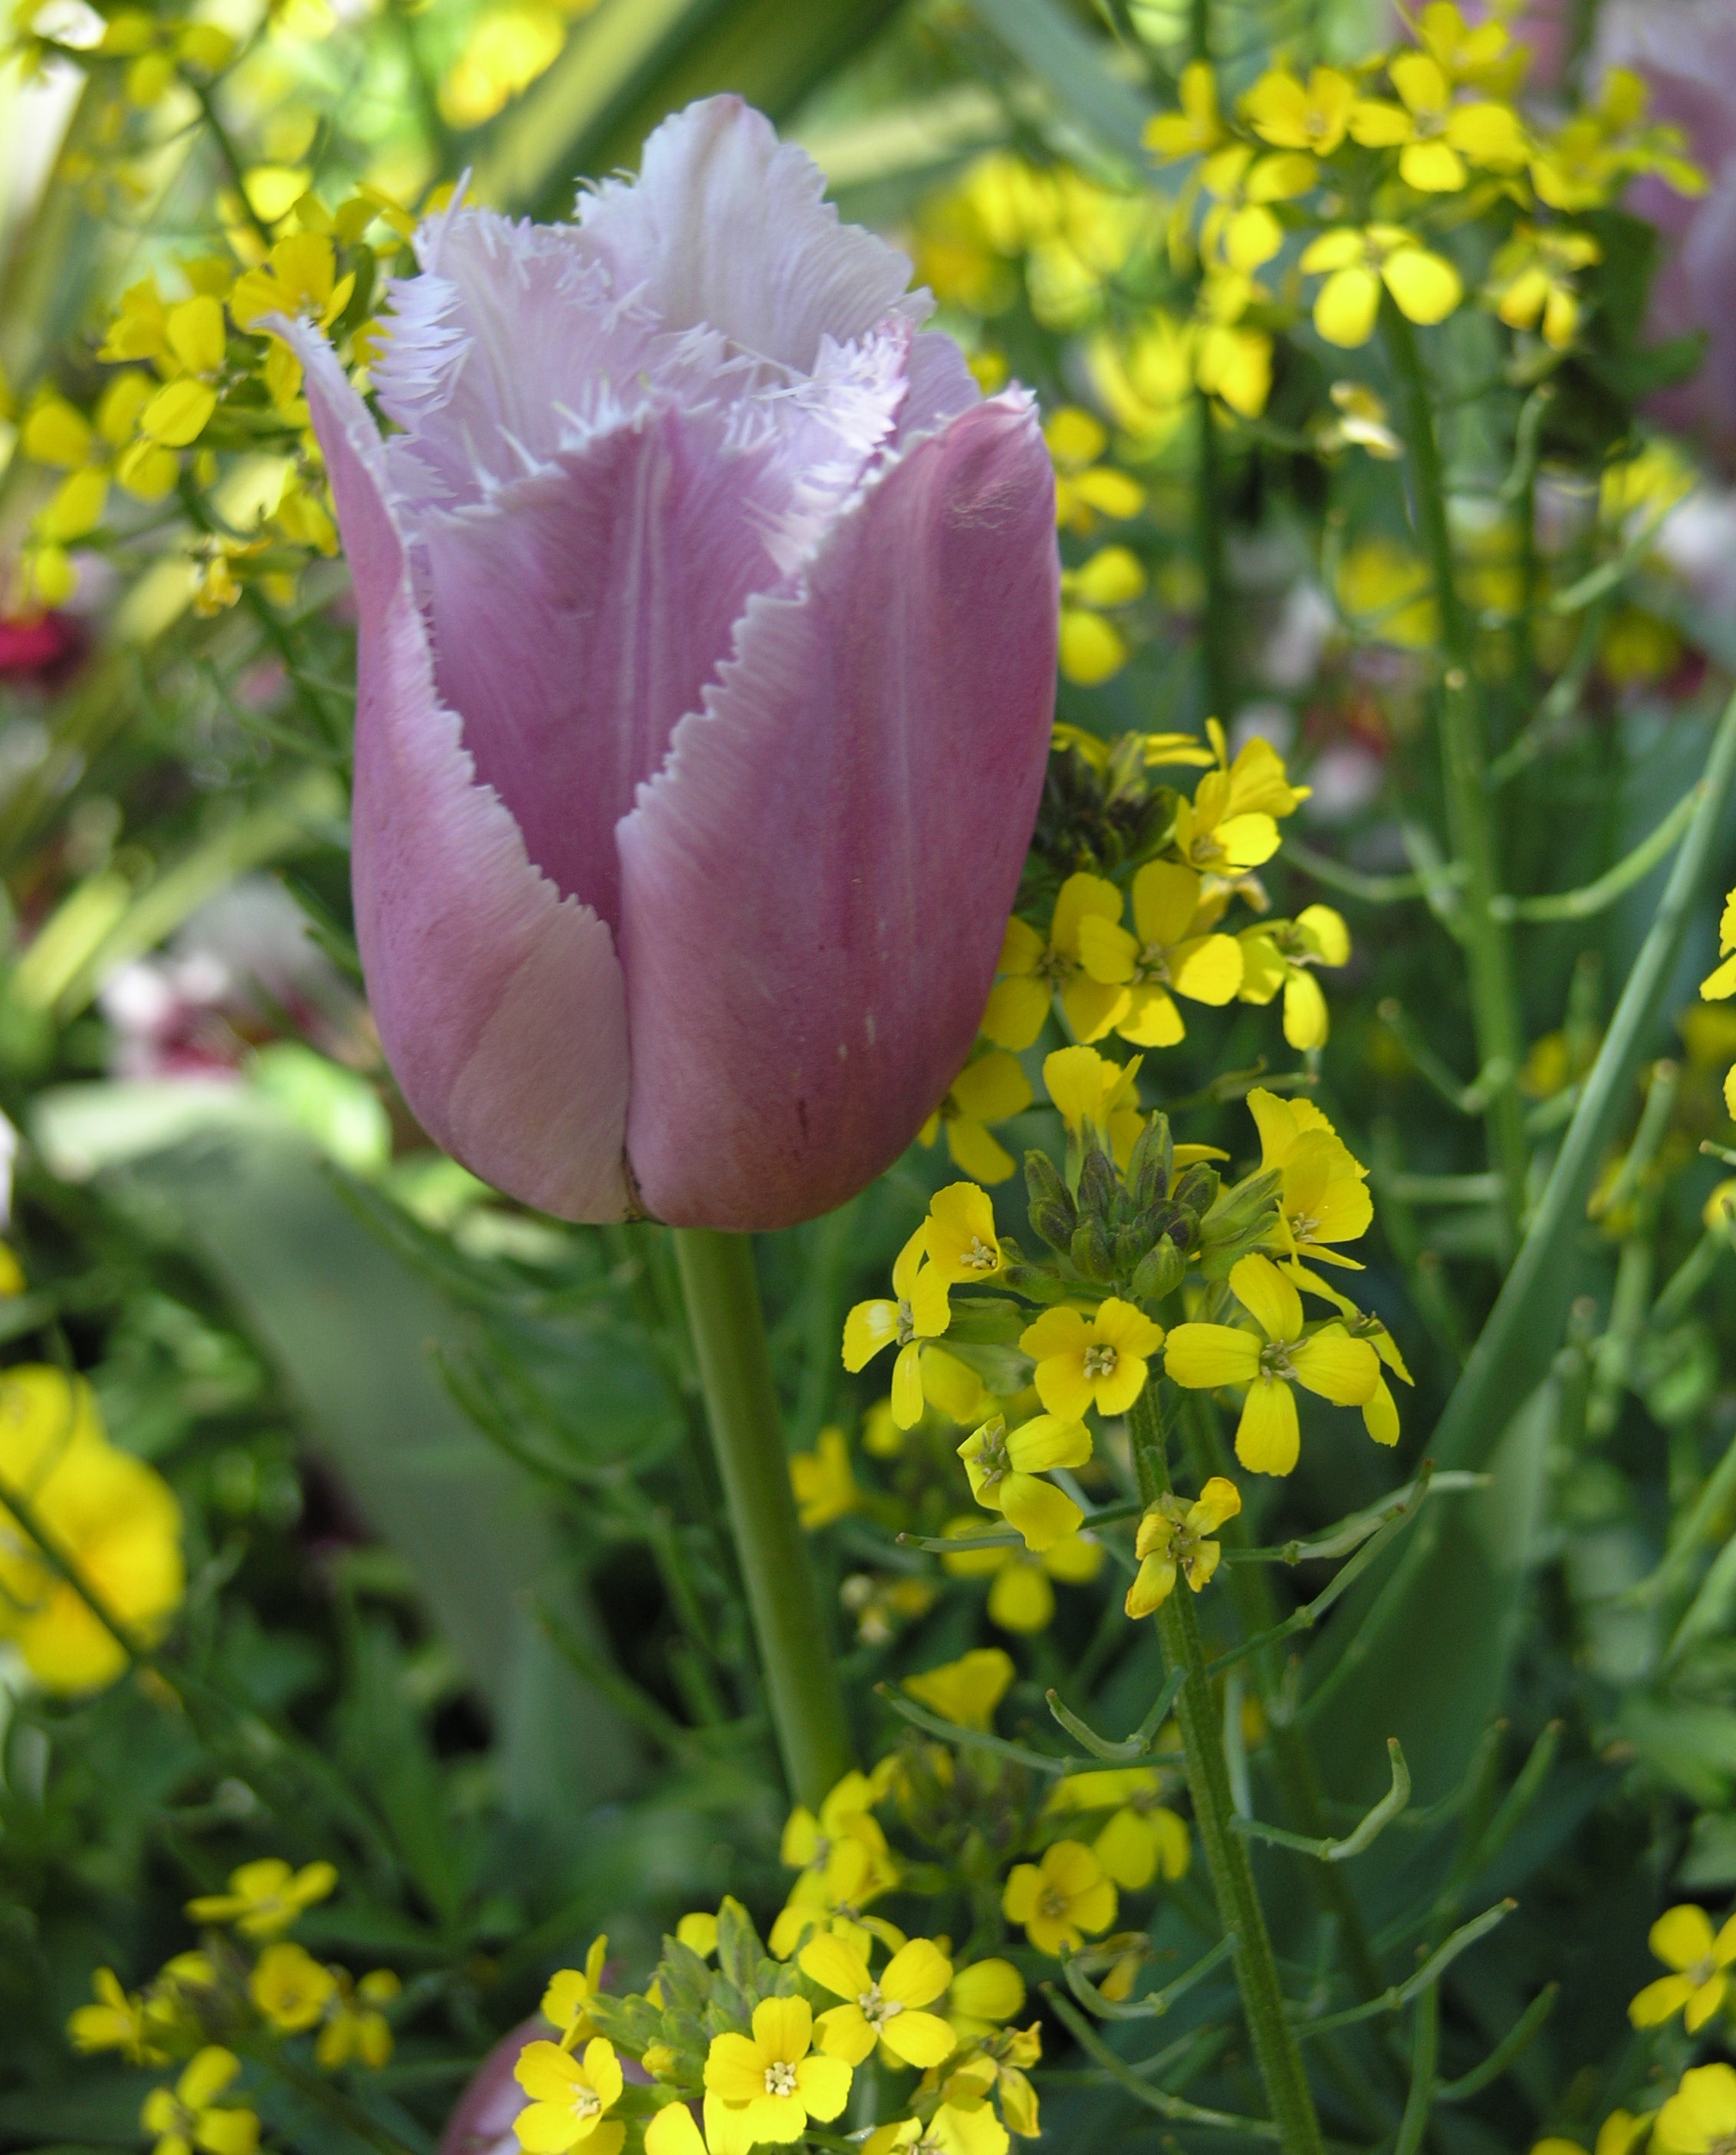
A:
1131;1380;1326;2155
670;1228;851;1808
1195;390;1235;722
1382;296;1527;1243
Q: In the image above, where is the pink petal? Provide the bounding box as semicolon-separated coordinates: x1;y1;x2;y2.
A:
410;313;916;929
372;209;667;511
291;328;633;1221
415;403;796;929
616;393;1059;1229
577;96;928;372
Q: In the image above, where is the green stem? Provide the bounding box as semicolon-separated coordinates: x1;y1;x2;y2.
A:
670;1227;852;1807
1130;1380;1326;2155
1382;297;1527;1245
1195;389;1234;723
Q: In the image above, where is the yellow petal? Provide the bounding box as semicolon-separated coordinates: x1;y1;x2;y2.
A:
1383;246;1463;324
1163;1324;1261;1389
1001;1472;1084;1552
140;378;217;447
1288;1329;1380;1406
1314;266;1382;347
1235;1379;1300;1475
1228;1254;1303;1344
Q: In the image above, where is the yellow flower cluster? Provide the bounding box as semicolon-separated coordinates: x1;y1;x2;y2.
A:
70;1857;399;2088
12;170;431;614
988;722;1337;1054
0;1365;184;1692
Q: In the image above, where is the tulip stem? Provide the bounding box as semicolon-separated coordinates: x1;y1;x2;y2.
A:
670;1226;853;1808
1130;1377;1327;2155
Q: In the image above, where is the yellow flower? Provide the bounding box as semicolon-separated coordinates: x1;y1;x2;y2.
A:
314;1969;399;2071
1415;1;1525;92
922;1054;1032;1184
778;1780;899;1944
941;2023;1043;2138
1630;1905;1736;2032
230;233;357;409
844;1226;952;1430
1243;65;1355;156
1656;2065;1736;2155
643;2106;706;2155
69;1969;164;2064
1163;1253;1379;1475
942;1520;1103;1633
1077;861;1244;1047
1089;311;1195;453
514;2036;625;2155
945;1959;1026;2042
186;1857;337;1939
1020;1299;1164;1420
983;875;1128;1049
1124;1476;1242;1616
866;2104;1008;2155
924;1182;1005;1287
1335;536;1439;648
1045;406;1144;534
1247;1087;1373;1268
541;1936;609;2046
1288;1263;1411;1446
141;2050;259;2155
791;1426;860;1531
0;1367;185;1693
702;1997;852;2155
1003;1841;1117;1955
1042;1045;1144;1169
1047;1768;1191;1890
1531;69;1703;214
1485;225;1601;349
1145;61;1225;162
1237;907;1351;1050
1301;225;1463;347
1533;2115;1652;2155
1171;719;1308;880
1060;544;1146;686
801;1932;956;2068
903;1647;1014;1732
250;1942;337;2032
1347;52;1527;192
1700;890;1736;1002
958;1413;1092;1550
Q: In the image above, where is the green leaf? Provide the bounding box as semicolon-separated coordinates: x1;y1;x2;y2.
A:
31;1082;643;1829
476;0;907;219
964;0;1156;161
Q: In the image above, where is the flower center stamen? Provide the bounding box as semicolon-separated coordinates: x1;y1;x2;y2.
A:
764;2061;798;2097
961;1236;998;1272
1039;1887;1071;1920
896;1299;916;1345
1259;1340;1295;1380
1083;1344;1119;1380
858;1982;903;2028
570;2089;600;2121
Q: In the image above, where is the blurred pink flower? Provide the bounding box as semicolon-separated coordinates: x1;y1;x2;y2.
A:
1597;0;1736;466
0;610;78;681
285;96;1058;1228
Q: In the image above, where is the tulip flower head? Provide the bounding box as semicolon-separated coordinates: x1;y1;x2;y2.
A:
283;97;1059;1227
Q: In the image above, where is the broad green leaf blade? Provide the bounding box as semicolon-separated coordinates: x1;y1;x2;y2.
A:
32;1082;641;1828
965;0;1156;162
476;0;906;219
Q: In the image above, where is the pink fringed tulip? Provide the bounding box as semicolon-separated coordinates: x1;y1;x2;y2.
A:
284;97;1058;1227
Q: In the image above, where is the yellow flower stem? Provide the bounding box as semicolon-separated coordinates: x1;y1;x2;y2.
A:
1177;1396;1390;2012
1380;294;1527;1251
239;2038;419;2155
670;1227;853;1808
1195;391;1235;725
1129;1378;1326;2155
